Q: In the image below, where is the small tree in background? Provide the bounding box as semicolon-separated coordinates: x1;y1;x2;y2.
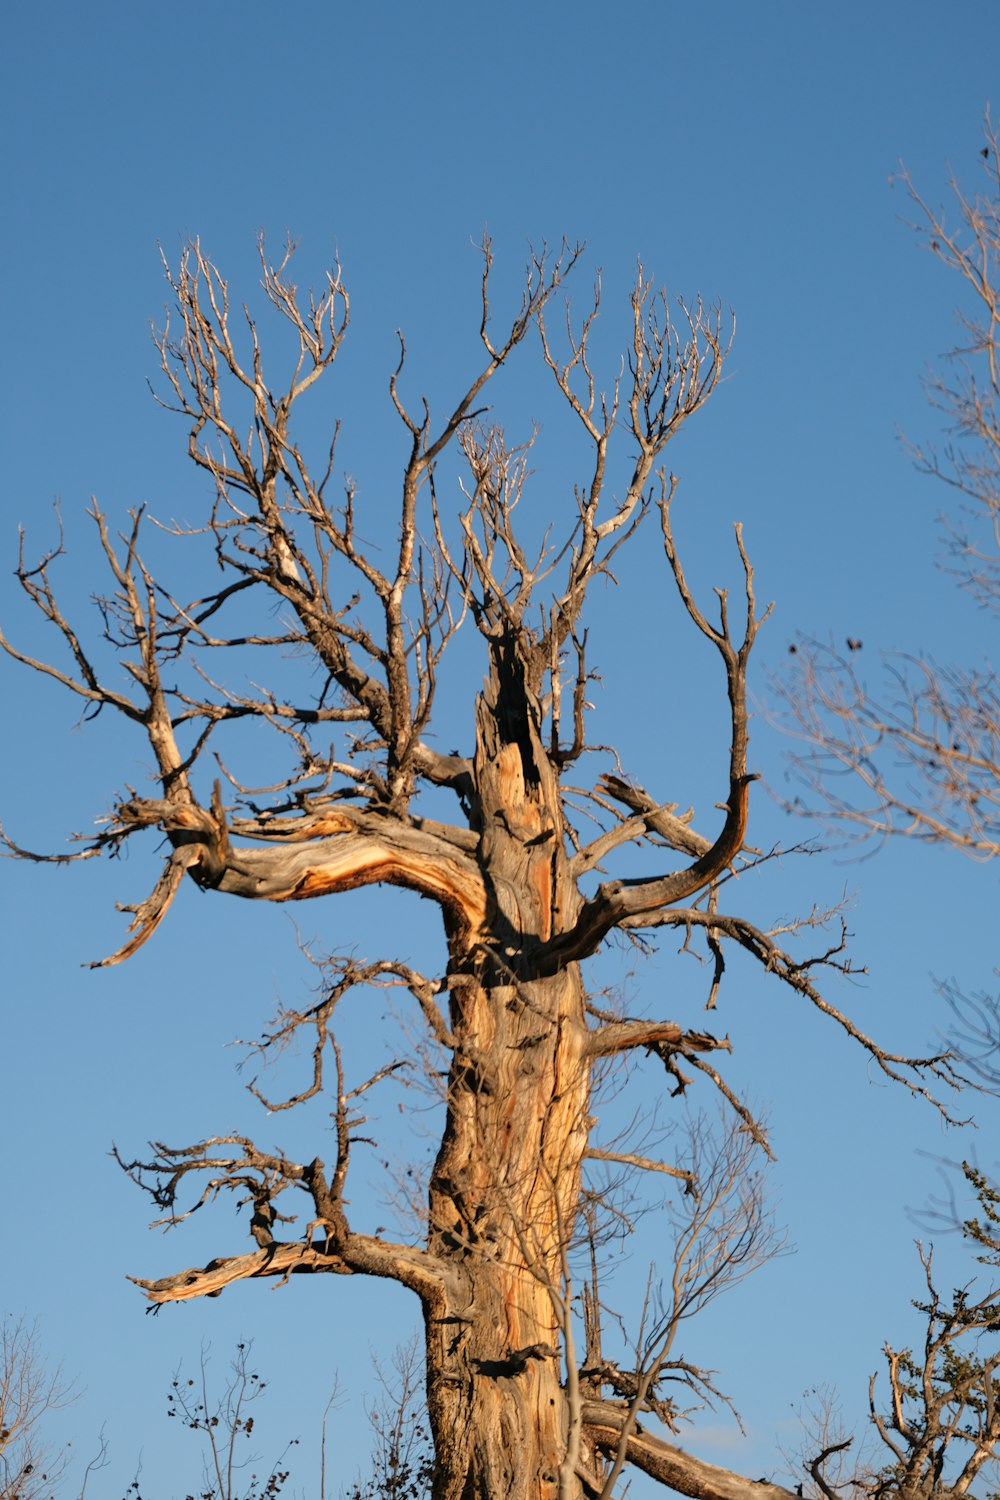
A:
800;1165;1000;1500
773;113;1000;1500
776;116;1000;859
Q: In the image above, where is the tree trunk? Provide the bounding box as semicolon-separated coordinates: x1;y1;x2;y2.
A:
425;633;591;1500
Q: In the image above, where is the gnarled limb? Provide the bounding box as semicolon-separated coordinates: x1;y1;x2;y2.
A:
129;1234;453;1309
540;501;769;971
583;1405;798;1500
539;775;757;971
85;792;488;966
118;1057;456;1311
91;842;202;968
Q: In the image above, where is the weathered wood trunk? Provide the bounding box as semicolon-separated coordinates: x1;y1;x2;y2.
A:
425;634;590;1500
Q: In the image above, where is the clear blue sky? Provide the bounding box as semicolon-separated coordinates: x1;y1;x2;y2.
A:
3;2;999;1494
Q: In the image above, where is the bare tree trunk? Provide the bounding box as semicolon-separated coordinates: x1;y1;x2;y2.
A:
424;633;589;1500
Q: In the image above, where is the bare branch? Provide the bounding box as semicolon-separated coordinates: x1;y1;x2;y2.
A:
775;118;1000;862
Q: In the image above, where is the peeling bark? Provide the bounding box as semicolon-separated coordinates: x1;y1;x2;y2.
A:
423;632;592;1499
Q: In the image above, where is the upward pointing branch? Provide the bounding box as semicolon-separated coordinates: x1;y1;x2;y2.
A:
538;497;770;971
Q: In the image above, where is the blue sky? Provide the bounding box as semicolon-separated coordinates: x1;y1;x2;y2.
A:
3;2;999;1494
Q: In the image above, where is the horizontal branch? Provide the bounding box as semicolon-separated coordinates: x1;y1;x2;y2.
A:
91;795;488;964
583;1148;695;1185
215;808;488;928
643;906;973;1124
585;1020;730;1061
130;1232;453;1309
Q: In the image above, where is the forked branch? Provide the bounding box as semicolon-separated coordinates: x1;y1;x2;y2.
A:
540;503;770;969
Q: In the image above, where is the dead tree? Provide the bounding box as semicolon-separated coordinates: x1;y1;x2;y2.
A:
0;235;973;1500
775;113;1000;858
767;113;1000;1500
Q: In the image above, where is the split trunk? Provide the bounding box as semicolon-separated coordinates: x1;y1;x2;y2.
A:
424;633;592;1500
